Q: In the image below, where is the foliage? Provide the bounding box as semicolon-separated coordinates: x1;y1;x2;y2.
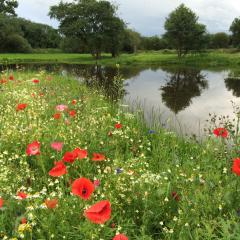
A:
208;33;230;49
60;37;90;54
164;4;207;57
0;0;18;16
0;33;32;53
49;0;125;59
230;18;240;48
141;36;169;51
0;14;60;53
122;29;142;53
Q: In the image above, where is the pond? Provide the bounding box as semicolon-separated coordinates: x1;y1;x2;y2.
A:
1;63;240;137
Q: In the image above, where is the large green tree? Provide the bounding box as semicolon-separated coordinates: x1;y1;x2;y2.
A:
49;0;125;59
230;18;240;47
164;4;206;57
0;0;18;16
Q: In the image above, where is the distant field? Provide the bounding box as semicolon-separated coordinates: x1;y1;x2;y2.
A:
0;51;240;67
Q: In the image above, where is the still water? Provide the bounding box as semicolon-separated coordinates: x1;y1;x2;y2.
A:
2;64;240;136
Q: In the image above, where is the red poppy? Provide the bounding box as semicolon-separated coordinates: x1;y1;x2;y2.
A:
232;158;240;176
213;128;228;138
21;217;27;224
45;198;58;209
92;153;106;161
72;99;77;105
172;192;180;202
113;234;128;240
39;93;44;97
17;192;27;199
115;123;122;129
72;177;94;200
51;142;63;152
49;161;67;177
26;141;40;156
0;78;7;84
69;110;76;117
9;75;14;80
63;151;77;163
32;79;40;84
0;198;3;208
16;103;27;111
84;200;111;224
53;113;61;120
73;148;88;160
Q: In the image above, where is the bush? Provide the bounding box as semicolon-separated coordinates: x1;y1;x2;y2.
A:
1;34;32;53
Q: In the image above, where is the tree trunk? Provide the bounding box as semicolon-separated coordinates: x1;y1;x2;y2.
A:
95;51;101;60
111;51;117;58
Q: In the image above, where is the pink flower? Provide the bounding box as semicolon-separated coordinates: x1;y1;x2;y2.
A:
51;142;63;152
94;179;100;187
56;104;68;112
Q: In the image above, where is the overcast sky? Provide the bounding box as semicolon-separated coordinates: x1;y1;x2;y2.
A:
16;0;240;36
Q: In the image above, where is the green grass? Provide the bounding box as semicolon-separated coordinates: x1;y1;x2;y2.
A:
0;70;240;239
1;51;240;67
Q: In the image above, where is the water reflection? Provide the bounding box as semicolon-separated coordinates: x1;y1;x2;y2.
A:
225;70;240;97
160;68;208;113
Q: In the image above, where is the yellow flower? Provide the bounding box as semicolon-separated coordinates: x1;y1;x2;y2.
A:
18;224;32;233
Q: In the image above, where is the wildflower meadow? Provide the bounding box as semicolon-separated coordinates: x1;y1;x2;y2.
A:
0;70;240;240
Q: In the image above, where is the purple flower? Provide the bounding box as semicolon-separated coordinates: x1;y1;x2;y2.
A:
148;130;155;134
116;168;123;174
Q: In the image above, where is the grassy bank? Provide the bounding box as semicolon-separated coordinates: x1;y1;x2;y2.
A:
0;70;240;239
1;51;240;67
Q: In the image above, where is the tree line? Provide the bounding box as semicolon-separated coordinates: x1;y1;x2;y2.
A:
1;0;240;57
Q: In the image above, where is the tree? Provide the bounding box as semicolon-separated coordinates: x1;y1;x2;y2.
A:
104;17;125;57
230;18;240;47
209;32;229;49
0;14;61;52
122;29;142;53
49;0;125;59
0;0;18;16
164;4;206;57
141;36;168;51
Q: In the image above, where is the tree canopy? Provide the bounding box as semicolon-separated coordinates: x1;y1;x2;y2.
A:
0;0;18;16
164;4;207;57
49;0;125;59
0;14;61;52
230;18;240;47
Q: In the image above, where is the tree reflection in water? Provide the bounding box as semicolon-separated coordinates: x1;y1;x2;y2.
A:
160;68;208;114
225;70;240;97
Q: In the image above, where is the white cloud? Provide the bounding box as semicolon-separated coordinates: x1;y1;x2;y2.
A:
16;0;240;36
